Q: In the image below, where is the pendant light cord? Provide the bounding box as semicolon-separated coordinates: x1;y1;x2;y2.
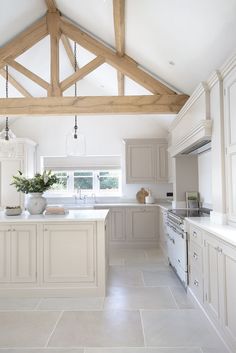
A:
73;42;78;139
5;65;9;140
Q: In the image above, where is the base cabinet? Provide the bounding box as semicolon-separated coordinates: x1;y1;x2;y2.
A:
43;223;95;284
0;224;36;284
110;208;126;241
126;207;158;241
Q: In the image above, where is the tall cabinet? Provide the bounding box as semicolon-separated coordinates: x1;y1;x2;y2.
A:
224;67;236;224
0;139;36;209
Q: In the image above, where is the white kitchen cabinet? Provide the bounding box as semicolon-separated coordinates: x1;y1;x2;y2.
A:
0;139;36;209
0;225;10;283
124;138;168;183
203;232;221;321
223;67;236;224
110;208;126;241
126;206;158;242
43;223;96;284
0;224;37;284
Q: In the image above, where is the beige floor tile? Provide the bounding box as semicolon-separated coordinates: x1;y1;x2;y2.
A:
0;311;60;347
142;270;181;287
0;298;40;311
170;287;196;309
109;266;144;287
0;349;84;353
201;348;230;353
104;286;177;310
85;348;202;353
38;297;104;311
145;249;166;264
48;310;144;347
141;309;227;350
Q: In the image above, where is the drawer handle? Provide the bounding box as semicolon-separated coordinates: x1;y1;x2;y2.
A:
192;231;197;238
215;246;223;254
193;252;198;260
194;279;199;286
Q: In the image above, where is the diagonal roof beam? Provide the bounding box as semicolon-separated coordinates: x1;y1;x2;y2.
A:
0;16;48;71
0;68;32;97
0;95;189;116
61;34;79;70
61;56;105;92
113;0;125;95
60;16;176;95
6;59;49;90
45;0;57;13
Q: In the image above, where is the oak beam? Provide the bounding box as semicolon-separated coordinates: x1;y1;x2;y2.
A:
6;59;49;90
47;11;61;96
0;68;32;97
0;95;189;116
45;0;57;12
60;56;105;92
59;16;176;95
113;0;125;95
0;17;48;70
61;34;79;70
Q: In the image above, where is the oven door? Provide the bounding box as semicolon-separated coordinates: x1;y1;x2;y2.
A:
166;225;177;270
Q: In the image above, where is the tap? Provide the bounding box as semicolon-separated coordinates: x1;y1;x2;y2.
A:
74;187;82;203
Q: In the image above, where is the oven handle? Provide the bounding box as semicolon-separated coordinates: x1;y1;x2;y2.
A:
167;222;184;237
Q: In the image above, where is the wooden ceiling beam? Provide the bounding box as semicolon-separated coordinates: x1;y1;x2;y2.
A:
59;16;176;95
0;17;48;70
0;68;32;97
61;34;79;70
60;56;105;92
113;0;125;95
47;11;61;96
0;95;189;116
45;0;57;13
6;59;49;90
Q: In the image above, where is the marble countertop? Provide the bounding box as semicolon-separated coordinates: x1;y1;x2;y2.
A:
63;201;172;210
187;217;236;247
0;209;109;223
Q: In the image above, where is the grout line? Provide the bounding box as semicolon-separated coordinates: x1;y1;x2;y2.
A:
44;310;64;347
34;298;43;310
168;286;180;309
139;309;147;347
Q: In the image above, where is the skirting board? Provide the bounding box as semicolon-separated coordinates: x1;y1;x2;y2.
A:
188;287;233;353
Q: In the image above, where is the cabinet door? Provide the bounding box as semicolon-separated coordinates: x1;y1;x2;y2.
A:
11;225;37;283
157;144;168;182
110;208;126;241
224;69;236;223
126;142;156;183
126;207;158;241
0;159;23;208
220;242;236;346
0;226;10;283
204;233;221;320
43;223;95;283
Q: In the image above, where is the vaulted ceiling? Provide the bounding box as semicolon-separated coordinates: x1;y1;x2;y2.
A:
0;0;236;114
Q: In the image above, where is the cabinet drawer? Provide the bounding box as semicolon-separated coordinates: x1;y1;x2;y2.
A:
189;265;204;303
189;241;203;273
189;225;202;247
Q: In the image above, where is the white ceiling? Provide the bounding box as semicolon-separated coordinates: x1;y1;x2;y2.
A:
0;0;236;98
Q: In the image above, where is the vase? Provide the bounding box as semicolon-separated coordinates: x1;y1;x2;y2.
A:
26;193;47;215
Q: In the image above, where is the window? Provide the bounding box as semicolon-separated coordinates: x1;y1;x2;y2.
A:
49;169;121;196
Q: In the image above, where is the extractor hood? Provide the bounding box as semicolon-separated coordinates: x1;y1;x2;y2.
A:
181;139;211;155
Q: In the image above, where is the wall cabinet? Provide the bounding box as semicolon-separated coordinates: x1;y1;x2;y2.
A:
0;224;37;284
124;139;168;183
223;67;236;224
0;139;36;209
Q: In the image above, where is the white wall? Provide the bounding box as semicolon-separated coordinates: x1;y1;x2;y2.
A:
198;150;212;207
11;114;174;199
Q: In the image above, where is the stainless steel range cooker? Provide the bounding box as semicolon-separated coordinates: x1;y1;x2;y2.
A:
166;208;210;288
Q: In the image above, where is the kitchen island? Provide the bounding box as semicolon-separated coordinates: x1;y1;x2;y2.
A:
0;210;109;297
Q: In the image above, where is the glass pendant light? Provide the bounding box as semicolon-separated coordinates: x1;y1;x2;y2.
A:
0;65;16;157
66;42;86;156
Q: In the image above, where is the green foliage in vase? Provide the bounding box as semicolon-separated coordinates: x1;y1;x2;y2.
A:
11;170;59;194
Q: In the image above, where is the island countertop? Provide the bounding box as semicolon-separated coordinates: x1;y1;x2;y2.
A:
0;209;109;223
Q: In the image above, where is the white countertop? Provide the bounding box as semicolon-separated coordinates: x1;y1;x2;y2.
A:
63;202;172;210
0;210;109;223
187;217;236;247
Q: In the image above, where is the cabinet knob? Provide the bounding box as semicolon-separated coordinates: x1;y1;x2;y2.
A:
7;229;11;232
192;231;197;238
193;252;198;260
194;279;199;286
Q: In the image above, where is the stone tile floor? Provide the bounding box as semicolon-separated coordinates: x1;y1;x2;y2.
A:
0;247;231;353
